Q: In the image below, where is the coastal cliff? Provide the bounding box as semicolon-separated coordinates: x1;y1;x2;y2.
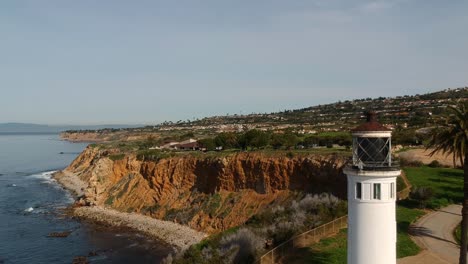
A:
60;146;347;234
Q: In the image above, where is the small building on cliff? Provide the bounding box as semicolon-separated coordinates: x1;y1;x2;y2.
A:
178;139;200;150
160;138;200;151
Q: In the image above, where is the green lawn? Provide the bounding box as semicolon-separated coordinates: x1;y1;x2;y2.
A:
285;166;466;263
285;229;348;264
455;223;462;245
403;166;463;208
396;206;425;258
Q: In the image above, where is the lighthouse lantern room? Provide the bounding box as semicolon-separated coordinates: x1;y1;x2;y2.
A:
344;111;400;264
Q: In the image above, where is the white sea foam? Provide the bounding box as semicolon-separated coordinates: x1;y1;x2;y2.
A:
88;255;108;261
28;170;76;204
128;243;139;248
30;170;58;183
41;170;58;176
38;171;58;179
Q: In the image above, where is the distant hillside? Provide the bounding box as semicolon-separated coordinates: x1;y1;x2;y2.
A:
0;123;141;133
0;123;55;133
60;87;468;142
159;86;468;130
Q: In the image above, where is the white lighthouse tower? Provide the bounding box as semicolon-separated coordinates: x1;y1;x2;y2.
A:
344;111;400;264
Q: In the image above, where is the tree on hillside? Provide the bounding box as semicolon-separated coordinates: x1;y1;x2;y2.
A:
282;132;299;149
214;132;239;149
270;133;285;149
198;138;216;151
238;130;270;150
427;101;468;264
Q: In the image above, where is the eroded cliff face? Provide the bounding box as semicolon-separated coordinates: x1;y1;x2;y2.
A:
66;147;347;233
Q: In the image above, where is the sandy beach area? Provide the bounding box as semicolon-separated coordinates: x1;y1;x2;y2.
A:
54;170;206;250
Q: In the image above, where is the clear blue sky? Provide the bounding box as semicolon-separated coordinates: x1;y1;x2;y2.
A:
1;1;467;125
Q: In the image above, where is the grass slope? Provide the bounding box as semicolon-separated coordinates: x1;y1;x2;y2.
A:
403;166;463;208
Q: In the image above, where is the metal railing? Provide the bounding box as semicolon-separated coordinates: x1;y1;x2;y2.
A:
258;216;348;264
347;158;401;171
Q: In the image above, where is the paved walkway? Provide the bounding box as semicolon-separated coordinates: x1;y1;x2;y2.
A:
398;204;465;264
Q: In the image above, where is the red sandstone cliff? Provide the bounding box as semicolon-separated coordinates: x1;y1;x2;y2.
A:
64;146;347;233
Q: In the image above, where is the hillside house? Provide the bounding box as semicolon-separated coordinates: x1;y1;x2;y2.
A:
160;139;200;151
177;139;200;150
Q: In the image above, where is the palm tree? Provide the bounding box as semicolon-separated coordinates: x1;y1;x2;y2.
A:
427;101;468;264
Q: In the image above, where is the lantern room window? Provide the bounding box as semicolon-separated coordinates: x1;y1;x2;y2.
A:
353;136;392;168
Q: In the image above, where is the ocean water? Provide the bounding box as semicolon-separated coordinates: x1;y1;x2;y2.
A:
0;133;172;264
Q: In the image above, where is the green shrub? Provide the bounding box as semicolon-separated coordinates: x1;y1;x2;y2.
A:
136;149;173;161
220;228;264;263
268;223;297;245
173;246;206;264
142;204;161;214
410;186;434;208
410;186;434;200
108;153;125;161
455;223;462;245
426;198;449;209
428;160;442;168
202;193;222;217
399;158;424;167
105;196;114;205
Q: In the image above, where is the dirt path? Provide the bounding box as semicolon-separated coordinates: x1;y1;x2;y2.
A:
398;204;465;264
398;148;461;167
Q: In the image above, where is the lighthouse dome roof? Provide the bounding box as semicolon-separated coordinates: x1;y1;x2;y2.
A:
351;111;391;132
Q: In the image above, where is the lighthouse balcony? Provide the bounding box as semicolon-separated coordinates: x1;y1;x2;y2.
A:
348;161;400;171
348;156;400;171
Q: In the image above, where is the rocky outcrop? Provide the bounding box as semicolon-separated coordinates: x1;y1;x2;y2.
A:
64;147;347;233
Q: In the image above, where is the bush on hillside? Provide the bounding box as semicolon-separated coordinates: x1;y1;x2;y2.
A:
170;193;347;264
399;157;424;167
428;160;443;168
410;186;434;208
220;228;264;263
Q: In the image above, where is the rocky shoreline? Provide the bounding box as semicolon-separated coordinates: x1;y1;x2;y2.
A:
53;170;207;250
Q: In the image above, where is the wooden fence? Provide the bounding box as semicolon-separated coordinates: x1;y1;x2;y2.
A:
258;216;348;264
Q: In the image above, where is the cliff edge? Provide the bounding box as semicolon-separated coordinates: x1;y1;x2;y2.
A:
58;146;347;234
